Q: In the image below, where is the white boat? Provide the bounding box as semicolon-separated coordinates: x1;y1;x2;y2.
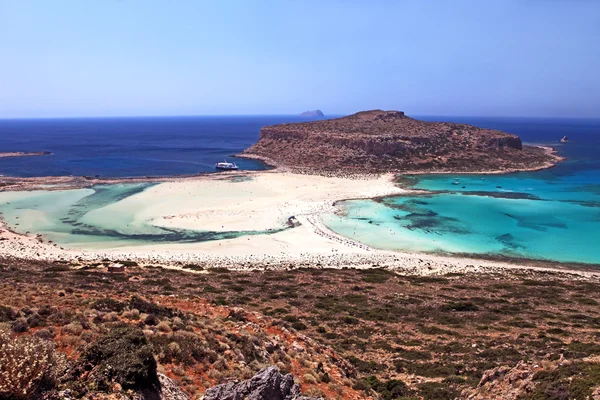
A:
215;160;239;170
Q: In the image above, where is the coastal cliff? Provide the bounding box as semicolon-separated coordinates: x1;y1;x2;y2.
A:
242;110;559;173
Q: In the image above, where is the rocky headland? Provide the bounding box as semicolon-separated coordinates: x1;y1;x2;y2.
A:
242;110;561;173
0;151;52;158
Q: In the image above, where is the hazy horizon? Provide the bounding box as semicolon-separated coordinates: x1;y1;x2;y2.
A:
1;0;598;119
1;112;600;121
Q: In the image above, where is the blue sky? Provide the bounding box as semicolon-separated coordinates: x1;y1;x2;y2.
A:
0;0;598;118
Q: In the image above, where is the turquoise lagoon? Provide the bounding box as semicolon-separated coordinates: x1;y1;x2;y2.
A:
322;117;600;265
323;155;600;265
0;183;277;249
323;178;600;264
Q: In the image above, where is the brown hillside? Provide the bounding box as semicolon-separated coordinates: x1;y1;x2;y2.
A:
242;110;559;173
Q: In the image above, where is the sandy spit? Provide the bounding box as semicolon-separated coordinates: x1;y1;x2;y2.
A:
0;170;598;280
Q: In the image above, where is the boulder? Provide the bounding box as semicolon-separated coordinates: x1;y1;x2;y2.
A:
203;366;321;400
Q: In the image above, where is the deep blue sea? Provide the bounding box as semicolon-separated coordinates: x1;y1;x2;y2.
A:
0;115;326;177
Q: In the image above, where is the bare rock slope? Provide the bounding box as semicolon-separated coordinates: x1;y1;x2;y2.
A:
203;366;320;400
242;110;558;173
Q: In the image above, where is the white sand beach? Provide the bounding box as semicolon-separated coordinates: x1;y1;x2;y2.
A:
0;170;598;278
0;171;399;257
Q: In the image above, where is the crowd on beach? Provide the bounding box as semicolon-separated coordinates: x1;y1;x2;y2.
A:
304;215;371;251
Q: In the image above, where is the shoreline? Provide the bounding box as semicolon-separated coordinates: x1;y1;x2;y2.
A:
0;166;599;278
0;146;591;277
1;216;598;279
236;145;563;177
0;144;561;191
396;145;564;175
1;211;598;278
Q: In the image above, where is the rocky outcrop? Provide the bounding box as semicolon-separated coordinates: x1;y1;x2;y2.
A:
299;110;324;117
242;110;559;173
461;360;537;400
156;373;190;400
203;367;321;400
458;356;595;400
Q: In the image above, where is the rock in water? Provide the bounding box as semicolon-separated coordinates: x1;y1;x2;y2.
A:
203;366;321;400
242;109;559;173
299;110;324;117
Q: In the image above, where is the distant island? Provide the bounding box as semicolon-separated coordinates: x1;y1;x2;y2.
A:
0;151;52;158
242;109;561;173
299;110;324;117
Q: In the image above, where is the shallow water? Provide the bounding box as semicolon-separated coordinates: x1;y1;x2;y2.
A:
323;117;600;265
324;190;600;264
0;183;283;249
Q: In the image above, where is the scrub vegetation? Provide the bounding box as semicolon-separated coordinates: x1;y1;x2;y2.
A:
1;259;600;399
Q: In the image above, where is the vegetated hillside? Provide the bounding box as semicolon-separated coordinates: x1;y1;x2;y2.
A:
0;260;360;400
242;110;558;173
2;259;600;399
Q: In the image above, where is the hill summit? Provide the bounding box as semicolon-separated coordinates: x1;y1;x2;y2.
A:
242;110;559;173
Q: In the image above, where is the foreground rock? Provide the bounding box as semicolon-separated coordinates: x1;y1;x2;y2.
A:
203;366;321;400
242;110;559;173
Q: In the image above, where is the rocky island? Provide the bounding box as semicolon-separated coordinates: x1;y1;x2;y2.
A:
299;109;324;117
0;151;52;158
242;110;560;173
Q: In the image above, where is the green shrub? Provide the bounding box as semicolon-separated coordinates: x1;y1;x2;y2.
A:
417;382;459;400
62;322;84;336
292;321;307;330
360;268;393;283
442;301;479;312
91;298;127;313
129;296;176;318
363;375;414;399
0;306;17;322
395;360;457;378
150;331;217;366
347;355;385;373
11;318;28;333
144;314;159;326
78;325;158;391
567;341;600;357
